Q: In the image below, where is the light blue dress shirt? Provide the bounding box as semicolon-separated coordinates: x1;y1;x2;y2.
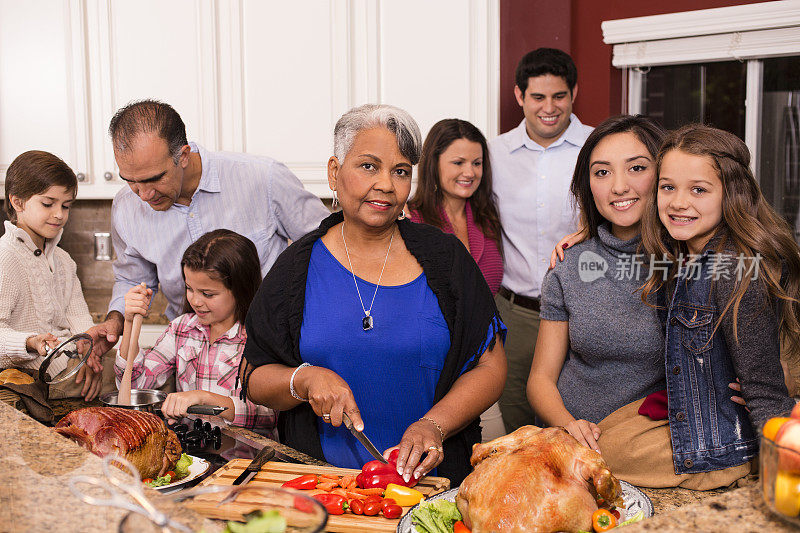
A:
109;142;329;319
489;115;593;299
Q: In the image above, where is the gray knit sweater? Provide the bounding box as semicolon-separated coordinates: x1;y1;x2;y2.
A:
540;224;666;423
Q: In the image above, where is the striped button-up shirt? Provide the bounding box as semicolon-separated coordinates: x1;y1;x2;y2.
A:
114;313;275;432
109;142;329;319
489;115;593;298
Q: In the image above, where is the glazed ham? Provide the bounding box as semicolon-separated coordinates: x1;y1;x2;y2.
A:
55;407;182;479
456;426;623;533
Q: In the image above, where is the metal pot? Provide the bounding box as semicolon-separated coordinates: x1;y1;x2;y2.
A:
100;389;166;411
100;389;225;416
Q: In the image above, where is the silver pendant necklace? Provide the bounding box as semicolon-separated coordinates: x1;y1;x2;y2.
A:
341;222;394;331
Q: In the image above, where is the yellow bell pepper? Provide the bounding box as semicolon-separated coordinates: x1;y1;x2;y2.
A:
384;483;425;506
774;470;800;517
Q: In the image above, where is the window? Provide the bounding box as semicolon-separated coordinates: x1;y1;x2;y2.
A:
640;61;747;140
759;56;800;240
603;2;800;242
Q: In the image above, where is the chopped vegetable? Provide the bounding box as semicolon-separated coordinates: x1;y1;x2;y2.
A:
353;487;385;496
316;481;337;492
411;499;462;533
384;483;425;506
592;509;617;532
223;509;286;533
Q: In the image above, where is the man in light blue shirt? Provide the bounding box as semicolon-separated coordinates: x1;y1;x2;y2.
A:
490;49;593;433
87;100;329;359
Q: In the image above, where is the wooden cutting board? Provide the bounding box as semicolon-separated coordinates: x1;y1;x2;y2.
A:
186;459;451;532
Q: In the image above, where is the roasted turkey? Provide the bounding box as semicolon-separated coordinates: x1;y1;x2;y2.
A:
456;425;623;533
55;407;182;479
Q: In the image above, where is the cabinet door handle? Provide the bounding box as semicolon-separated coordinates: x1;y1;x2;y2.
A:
77;173;86;182
104;171;114;181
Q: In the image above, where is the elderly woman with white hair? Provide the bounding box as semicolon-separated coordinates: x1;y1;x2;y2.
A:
240;104;507;485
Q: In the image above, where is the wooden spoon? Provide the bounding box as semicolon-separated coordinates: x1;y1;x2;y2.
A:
117;314;143;405
118;284;148;405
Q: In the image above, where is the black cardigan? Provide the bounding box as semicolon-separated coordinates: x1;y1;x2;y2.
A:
241;211;503;485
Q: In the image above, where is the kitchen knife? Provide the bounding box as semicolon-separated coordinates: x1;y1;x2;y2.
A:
218;445;276;505
234;445;276;485
343;413;388;464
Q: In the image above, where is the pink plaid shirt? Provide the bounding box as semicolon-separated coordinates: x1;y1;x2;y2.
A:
115;313;276;434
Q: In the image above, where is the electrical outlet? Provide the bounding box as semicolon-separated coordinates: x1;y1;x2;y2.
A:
94;232;112;261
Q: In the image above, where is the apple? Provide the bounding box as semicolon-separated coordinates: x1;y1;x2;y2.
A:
775;419;800;473
790;402;800;420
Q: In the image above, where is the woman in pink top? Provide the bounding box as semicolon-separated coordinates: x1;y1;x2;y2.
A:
408;119;503;294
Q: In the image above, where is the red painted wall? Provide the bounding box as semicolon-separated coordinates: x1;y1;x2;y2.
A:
499;0;764;133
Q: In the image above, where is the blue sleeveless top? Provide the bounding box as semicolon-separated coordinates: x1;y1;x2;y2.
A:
300;240;451;469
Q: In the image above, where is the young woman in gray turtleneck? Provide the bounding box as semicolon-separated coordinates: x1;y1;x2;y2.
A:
527;115;667;451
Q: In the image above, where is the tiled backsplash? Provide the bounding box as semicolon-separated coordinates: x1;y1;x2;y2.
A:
59;200;115;292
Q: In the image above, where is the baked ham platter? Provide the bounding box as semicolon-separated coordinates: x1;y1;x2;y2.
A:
53;406;652;532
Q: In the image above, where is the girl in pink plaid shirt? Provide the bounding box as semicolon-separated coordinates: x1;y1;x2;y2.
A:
115;229;276;434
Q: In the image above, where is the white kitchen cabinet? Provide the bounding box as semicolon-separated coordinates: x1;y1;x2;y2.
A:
1;0;499;199
0;0;91;188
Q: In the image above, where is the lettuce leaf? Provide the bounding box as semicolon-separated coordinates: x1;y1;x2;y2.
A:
144;474;173;488
223;510;286;533
411;499;462;533
174;453;193;478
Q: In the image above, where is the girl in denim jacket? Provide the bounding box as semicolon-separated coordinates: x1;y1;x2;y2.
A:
641;124;799;481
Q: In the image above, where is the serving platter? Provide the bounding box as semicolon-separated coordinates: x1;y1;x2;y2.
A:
151;455;210;493
396;480;653;532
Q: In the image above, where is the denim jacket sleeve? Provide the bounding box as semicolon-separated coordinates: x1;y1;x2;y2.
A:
713;274;795;427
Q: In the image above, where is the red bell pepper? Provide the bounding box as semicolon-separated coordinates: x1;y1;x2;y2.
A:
293;495;315;514
356;449;421;489
313;493;349;515
453;521;471;533
281;474;318;490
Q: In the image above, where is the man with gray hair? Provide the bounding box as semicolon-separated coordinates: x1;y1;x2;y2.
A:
87;99;329;359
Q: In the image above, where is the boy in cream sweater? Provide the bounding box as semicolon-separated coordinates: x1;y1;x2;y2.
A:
0;150;104;400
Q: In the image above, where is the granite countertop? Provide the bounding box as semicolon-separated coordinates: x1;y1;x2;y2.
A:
13;398;800;532
630;483;795;532
0;400;215;532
